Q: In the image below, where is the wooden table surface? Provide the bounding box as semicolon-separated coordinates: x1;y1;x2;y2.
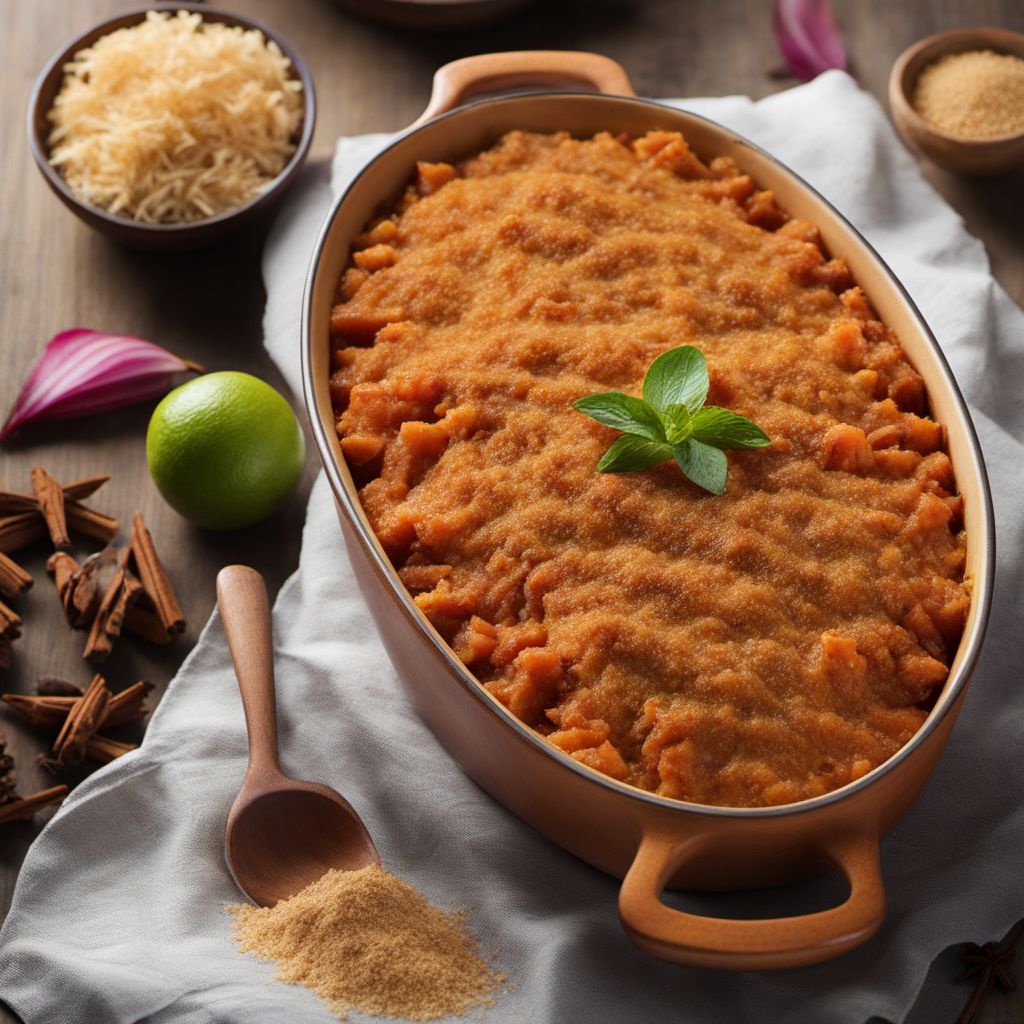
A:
1;2;1021;1021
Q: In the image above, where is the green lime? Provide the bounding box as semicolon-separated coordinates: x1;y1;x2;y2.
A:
146;371;305;530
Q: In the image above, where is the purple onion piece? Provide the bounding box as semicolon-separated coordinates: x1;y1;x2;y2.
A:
1;329;202;441
773;0;848;82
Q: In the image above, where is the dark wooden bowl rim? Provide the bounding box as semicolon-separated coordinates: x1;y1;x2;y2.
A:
27;1;317;237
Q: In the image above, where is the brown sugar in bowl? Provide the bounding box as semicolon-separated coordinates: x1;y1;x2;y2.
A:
301;51;995;970
27;2;316;252
889;27;1024;176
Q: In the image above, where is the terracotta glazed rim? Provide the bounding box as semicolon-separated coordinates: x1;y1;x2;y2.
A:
302;89;996;821
27;1;317;238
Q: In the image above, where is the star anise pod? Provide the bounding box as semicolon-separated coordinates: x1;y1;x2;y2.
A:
956;924;1022;1024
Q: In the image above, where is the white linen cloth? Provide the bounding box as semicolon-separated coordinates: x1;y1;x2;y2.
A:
0;71;1021;1024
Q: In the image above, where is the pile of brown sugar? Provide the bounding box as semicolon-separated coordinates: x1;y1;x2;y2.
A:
913;49;1024;138
229;864;505;1020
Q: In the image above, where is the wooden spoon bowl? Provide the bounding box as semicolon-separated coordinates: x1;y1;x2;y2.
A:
218;565;379;907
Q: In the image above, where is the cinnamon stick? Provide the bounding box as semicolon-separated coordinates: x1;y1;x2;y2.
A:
45;674;109;769
3;680;151;731
48;549;111;629
0;600;22;669
85;735;136;763
1;694;68;729
123;602;172;644
62;476;110;502
104;680;153;725
65;501;118;545
0;785;68;825
0;512;44;554
0;732;16;803
47;551;79;624
0;476;109;512
0;473;116;553
84;572;142;663
31;465;69;549
0;492;37;516
129;513;185;635
82;544;142;663
0;550;32;600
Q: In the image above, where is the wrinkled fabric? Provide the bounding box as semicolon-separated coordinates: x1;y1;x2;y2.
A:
1;72;1021;1024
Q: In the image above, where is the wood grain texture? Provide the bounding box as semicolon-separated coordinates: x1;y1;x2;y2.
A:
1;1;1021;1021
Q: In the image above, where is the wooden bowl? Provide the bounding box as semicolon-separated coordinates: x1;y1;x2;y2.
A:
302;52;995;969
27;2;316;252
889;27;1024;176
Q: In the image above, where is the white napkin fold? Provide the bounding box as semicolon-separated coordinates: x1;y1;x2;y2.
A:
1;72;1021;1024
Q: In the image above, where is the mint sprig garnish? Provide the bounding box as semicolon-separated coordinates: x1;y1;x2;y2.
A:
573;346;769;495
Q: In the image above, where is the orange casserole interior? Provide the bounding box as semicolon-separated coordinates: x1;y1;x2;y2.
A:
329;130;969;808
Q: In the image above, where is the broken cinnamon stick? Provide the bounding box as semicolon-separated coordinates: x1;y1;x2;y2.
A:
129;513;185;635
31;466;69;549
0;550;32;600
49;535;179;659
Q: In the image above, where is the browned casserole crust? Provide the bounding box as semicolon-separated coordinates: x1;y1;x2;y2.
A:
329;130;968;808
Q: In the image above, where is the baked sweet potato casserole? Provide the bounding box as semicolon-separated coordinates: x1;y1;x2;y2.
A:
329;130;969;808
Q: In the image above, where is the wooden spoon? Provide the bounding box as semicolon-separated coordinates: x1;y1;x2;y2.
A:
218;564;379;907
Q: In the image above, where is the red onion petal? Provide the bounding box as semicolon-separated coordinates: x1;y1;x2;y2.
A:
1;329;201;441
773;0;847;82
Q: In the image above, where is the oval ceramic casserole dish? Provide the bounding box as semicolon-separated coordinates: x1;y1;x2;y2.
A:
302;52;995;970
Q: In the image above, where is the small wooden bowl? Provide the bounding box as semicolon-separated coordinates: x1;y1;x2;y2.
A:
889;27;1024;177
28;3;316;252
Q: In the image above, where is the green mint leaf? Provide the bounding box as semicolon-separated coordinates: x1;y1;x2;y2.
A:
690;406;770;450
642;346;709;414
597;435;673;473
673;439;728;495
662;403;692;446
573;392;666;443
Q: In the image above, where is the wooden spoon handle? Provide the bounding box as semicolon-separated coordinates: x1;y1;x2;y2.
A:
217;565;280;776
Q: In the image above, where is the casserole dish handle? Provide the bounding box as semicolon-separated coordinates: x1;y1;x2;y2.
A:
619;827;885;969
414;50;636;124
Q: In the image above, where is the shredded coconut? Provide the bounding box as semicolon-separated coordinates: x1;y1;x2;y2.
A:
47;10;304;222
